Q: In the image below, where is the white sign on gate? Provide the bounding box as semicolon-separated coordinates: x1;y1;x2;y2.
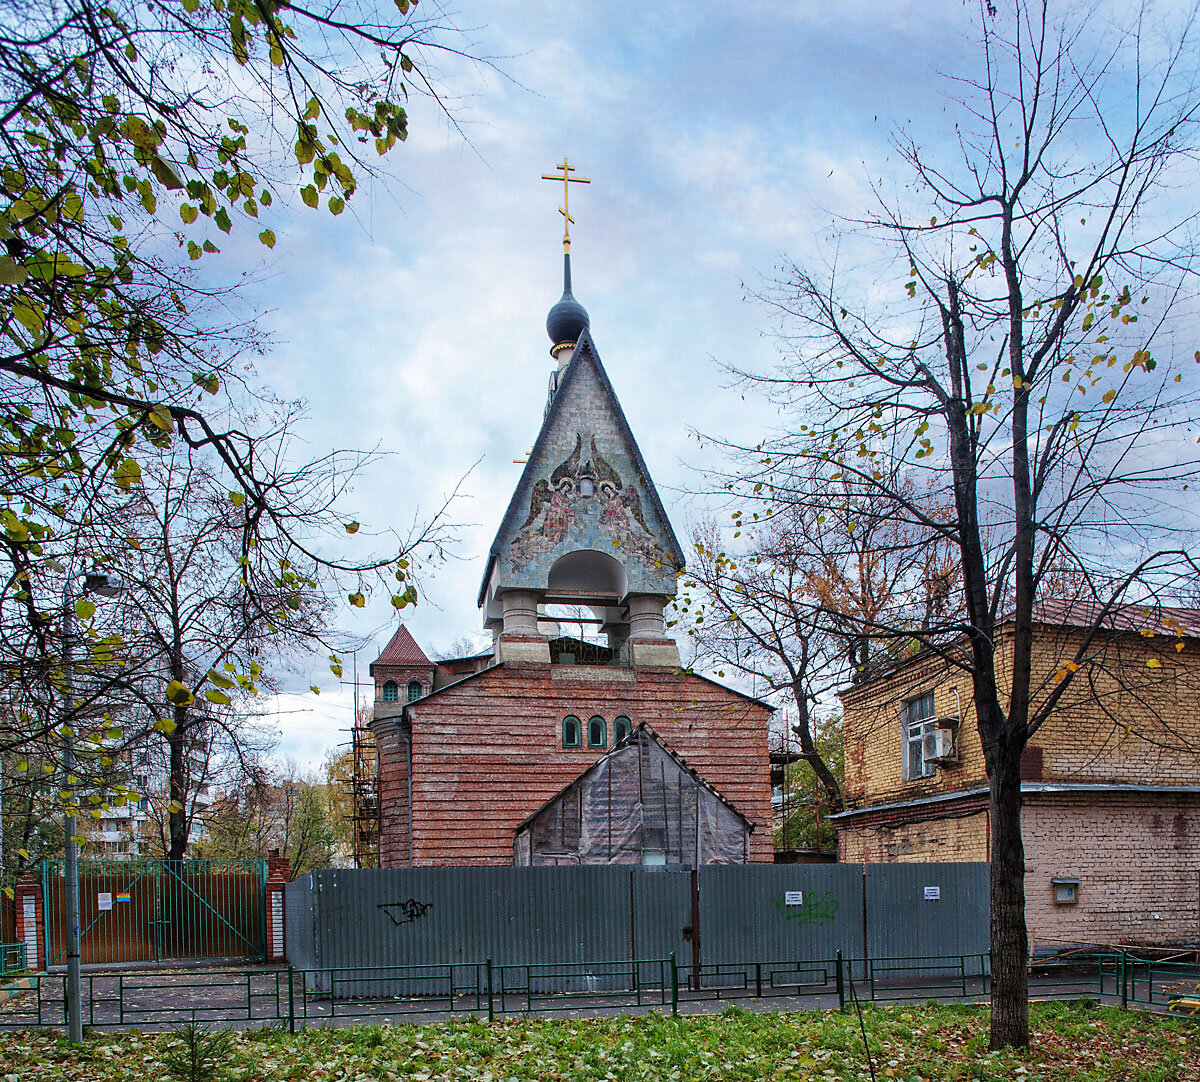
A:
783;890;804;906
923;886;941;901
97;892;112;911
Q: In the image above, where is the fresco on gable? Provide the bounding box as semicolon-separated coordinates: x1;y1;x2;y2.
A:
506;431;673;592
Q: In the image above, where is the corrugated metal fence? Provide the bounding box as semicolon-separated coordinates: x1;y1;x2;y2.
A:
286;863;989;988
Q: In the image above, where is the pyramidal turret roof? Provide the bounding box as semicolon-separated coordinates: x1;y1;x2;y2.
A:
477;328;685;606
371;624;432;671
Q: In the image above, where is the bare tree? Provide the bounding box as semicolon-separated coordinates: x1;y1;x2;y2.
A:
725;1;1200;1047
680;466;959;814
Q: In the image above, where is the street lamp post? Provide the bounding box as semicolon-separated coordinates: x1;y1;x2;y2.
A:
62;570;122;1044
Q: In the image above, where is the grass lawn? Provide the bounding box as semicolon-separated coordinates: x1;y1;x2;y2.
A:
0;1001;1194;1081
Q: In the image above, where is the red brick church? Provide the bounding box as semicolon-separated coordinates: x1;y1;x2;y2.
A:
369;243;774;866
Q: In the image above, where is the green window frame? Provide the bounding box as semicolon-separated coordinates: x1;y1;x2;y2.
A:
382;681;398;702
588;715;606;748
407;680;422;702
562;715;581;748
613;716;631;744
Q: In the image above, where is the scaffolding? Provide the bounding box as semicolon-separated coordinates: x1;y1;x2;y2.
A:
349;723;379;868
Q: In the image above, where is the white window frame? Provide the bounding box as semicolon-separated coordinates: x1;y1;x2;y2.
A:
902;691;938;780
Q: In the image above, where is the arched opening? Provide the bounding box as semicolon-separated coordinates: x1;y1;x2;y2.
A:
614;716;631;744
588;715;606;748
407;680;422;702
382;681;398;702
547;549;627;599
562;715;581;748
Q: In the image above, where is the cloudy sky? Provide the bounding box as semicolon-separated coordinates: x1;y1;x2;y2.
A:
234;0;1187;768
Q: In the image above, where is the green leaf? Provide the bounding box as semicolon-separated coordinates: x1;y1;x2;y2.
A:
301;184;318;208
150;154;183;190
204;688;231;705
73;599;96;621
207;669;236;689
0;255;27;284
230;490;245;506
328;196;345;215
153;717;178;734
114;457;142;490
180;203;199;224
348;591;366;607
258;228;275;248
344;521;360;534
164;680;192;706
147;404;174;432
310;684;321;695
214;207;232;233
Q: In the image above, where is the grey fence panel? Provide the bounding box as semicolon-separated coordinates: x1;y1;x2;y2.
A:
697;864;864;988
630;868;691;964
284;876;317;971
864;862;990;978
305;867;637;996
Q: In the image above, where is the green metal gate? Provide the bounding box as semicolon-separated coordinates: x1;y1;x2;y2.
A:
43;859;267;966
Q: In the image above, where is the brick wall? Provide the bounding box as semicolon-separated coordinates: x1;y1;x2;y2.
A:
376;661;773;866
374;722;411;868
838;804;990;864
1022;792;1200;947
834;791;1200;946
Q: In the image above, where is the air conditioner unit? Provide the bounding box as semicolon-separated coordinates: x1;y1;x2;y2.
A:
927;727;958;765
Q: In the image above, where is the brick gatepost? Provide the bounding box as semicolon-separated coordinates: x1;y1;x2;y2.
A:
264;851;292;964
13;874;43;971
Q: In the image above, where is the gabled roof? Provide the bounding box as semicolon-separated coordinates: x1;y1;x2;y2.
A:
370;625;432;673
1022;598;1200;638
840;598;1200;696
477;329;686;606
513;722;755;833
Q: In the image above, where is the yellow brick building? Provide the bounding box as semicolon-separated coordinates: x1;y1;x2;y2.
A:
833;602;1200;948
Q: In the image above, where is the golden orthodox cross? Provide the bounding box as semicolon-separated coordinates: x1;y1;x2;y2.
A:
541;157;590;252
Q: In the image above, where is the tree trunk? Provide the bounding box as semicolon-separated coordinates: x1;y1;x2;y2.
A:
988;742;1029;1049
167;705;189;861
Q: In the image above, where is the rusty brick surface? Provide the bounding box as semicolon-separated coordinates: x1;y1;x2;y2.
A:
376;663;774;866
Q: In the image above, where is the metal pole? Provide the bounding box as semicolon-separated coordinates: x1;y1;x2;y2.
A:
836;949;845;1010
62;581;83;1043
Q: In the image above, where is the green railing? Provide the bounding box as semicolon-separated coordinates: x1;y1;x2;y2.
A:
0;941;27;977
0;949;1196;1033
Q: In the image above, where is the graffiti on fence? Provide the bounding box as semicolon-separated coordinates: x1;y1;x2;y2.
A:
378;899;432;927
774;890;838;925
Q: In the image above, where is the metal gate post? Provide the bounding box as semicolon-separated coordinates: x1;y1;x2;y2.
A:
669;951;678;1016
1120;950;1128;1010
836;949;845;1010
287;966;295;1033
153;862;162;962
486;958;494;1023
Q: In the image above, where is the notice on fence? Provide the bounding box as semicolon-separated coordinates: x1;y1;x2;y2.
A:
923;886;941;900
784;890;804;906
97;892;112;911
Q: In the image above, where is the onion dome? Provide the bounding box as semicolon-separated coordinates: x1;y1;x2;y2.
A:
546;253;589;357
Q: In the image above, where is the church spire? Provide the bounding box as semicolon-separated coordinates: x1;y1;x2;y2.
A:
541;159;592;359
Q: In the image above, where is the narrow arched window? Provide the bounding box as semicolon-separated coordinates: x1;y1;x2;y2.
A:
588;715;606;748
407;680;422;702
382;681;398;702
562;715;581;748
613;716;631;744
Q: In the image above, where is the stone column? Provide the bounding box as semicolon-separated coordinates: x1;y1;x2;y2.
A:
264;850;291;964
496;589;550;663
14;874;43;970
626;594;680;667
